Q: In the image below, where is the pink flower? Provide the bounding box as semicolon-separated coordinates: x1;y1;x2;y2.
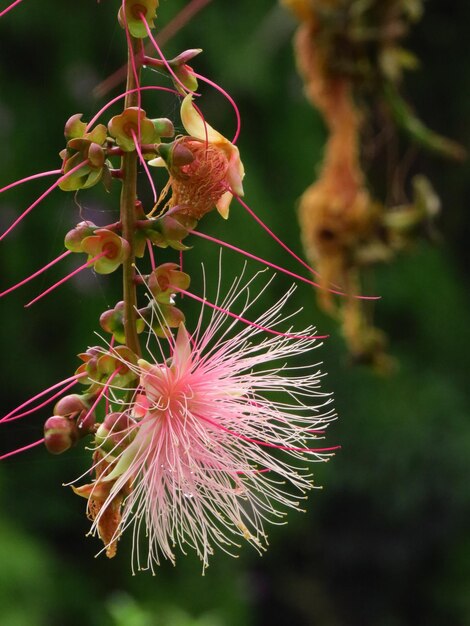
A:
79;274;335;572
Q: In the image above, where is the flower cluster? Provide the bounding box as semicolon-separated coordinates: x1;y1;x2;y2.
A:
0;0;336;572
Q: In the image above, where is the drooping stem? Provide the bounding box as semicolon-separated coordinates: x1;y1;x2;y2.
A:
120;35;142;357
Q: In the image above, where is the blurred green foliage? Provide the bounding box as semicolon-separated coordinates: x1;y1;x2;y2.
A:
0;1;469;625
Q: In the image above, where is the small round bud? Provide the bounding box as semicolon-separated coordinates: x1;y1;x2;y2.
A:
152;118;175;138
64;221;97;253
54;394;89;417
96;412;135;449
44;416;78;455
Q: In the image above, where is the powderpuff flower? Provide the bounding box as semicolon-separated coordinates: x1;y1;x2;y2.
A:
76;272;335;572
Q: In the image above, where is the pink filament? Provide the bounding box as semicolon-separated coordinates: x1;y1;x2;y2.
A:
86;85;180;131
1;373;87;423
147;240;156;271
172;285;328;341
190;71;241;144
0;438;45;462
25;252;107;308
0;160;88;242
197;412;339;454
1;379;79;424
80;368;120;430
141;15;196;95
0;0;23;18
0;168;62;195
234;192;379;302
122;0;142;138
93;0;213;98
192;101;209;146
130;128;157;203
189;229;348;297
0;250;72;299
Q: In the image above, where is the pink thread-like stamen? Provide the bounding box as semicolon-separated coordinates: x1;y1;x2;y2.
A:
190;71;241;144
197;412;339;454
79;368;121;431
0;168;62;195
1;372;88;423
25;252;107;308
0;438;45;462
0;0;23;18
235;468;270;475
104;338;117;417
0;250;72;299
172;285;328;341
86;85;180;131
93;0;213;98
2;379;79;423
192;101;209;147
189;230;350;297
147;240;156;271
122;0;142;139
233;191;379;302
130;128;157;203
0;160;88;242
141;15;196;95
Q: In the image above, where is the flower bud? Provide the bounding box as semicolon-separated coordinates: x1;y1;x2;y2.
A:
95;412;135;450
156;141;195;168
64;113;86;140
44;416;78;455
54;393;89;417
64;221;97;252
152;118;174;138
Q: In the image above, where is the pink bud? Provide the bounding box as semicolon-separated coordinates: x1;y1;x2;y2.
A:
44;416;78;455
54;394;89;417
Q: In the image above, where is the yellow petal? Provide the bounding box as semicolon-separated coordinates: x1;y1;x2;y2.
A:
180;94;225;144
148;156;166;168
226;149;245;197
216;191;233;219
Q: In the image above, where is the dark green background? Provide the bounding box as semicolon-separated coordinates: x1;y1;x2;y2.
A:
0;1;469;625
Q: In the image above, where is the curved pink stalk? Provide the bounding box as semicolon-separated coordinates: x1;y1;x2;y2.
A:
93;0;213;98
235;192;324;279
190;71;241;144
1;372;87;423
24;251;107;308
0;250;72;299
233;191;379;301
0;168;62;195
197;412;339;454
189;229;350;297
86;85;180;131
141;15;196;95
131;128;157;203
2;378;79;423
122;0;142;137
0;438;45;462
172;285;328;341
0;0;23;18
147;240;156;271
0;160;88;242
192;101;209;146
80;368;120;430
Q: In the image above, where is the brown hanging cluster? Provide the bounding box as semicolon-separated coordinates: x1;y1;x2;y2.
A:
282;0;465;372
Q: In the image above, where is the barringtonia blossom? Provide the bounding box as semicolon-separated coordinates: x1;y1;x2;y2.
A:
149;94;245;219
74;273;335;572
